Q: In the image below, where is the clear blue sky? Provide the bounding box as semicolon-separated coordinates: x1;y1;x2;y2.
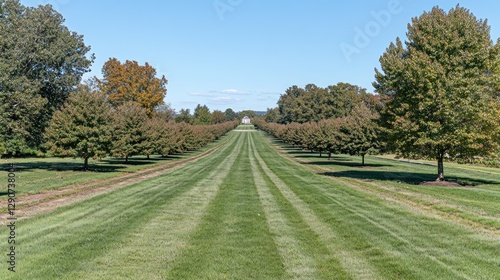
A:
21;0;500;113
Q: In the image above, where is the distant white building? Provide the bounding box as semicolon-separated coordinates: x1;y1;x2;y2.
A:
241;116;251;124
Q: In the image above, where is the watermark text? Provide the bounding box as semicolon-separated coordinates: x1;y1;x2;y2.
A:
340;0;404;62
213;0;243;21
6;163;16;273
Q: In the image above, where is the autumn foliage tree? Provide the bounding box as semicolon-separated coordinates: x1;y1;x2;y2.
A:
44;85;112;170
97;58;167;115
143;117;184;158
374;5;500;181
111;102;149;162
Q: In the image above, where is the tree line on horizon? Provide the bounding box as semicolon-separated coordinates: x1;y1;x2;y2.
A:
43;84;238;170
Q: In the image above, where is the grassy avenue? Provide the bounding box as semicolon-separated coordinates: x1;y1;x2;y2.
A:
1;126;499;279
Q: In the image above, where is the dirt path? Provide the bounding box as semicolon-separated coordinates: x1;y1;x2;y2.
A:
0;135;232;225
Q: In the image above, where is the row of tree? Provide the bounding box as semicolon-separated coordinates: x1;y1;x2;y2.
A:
0;1;184;158
255;104;380;166
261;5;500;181
266;83;380;124
174;106;257;125
43;85;239;170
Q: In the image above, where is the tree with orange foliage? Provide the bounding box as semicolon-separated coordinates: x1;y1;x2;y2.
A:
97;58;167;115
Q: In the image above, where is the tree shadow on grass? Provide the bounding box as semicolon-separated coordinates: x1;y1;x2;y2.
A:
268;138;284;144
292;154;325;159
163;154;183;160
0;161;126;173
100;158;162;166
321;170;497;187
310;161;391;168
294;154;391;167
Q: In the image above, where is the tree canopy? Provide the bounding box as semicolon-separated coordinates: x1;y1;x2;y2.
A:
175;108;193;124
224;108;237;121
97;58;167;116
44;85;112;170
275;83;378;124
193;104;213;125
374;5;500;180
110;102;149;162
212;110;228;124
0;0;94;154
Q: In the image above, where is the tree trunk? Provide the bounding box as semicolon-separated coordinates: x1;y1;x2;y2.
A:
361;153;365;166
328;151;332;160
320;151;322;157
125;155;129;162
436;155;444;181
84;157;89;171
147;154;150;159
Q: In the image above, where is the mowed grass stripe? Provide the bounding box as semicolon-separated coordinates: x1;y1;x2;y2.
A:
250;132;381;280
0;132;245;280
263;148;466;279
166;131;286;279
275;140;499;231
260;132;500;279
63;131;247;279
247;133;318;279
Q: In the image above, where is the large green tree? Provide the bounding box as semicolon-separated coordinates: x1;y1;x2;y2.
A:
264;107;281;123
224;108;237;121
193;104;213;125
44;85;112;170
276;83;376;124
175;108;193;124
374;5;500;181
0;0;94;154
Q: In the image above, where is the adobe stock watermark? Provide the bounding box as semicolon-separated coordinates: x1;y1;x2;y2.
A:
213;0;243;21
340;0;404;63
6;163;17;273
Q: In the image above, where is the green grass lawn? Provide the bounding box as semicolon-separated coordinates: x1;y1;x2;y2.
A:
0;135;228;197
234;124;256;130
274;138;500;231
0;128;498;279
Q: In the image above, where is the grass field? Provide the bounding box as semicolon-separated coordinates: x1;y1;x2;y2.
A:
1;127;499;279
0;136;227;197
